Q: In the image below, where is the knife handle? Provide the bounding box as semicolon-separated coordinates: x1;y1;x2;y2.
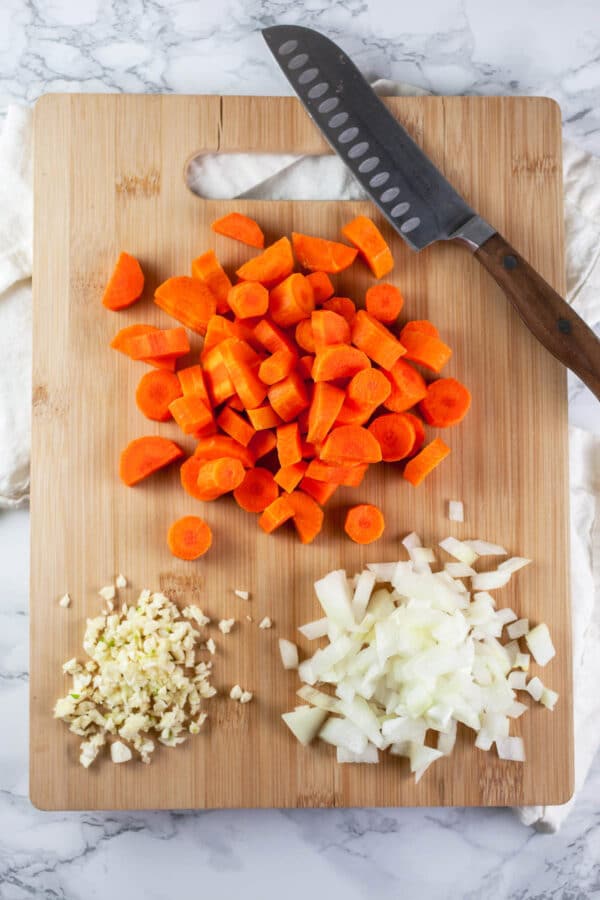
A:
474;232;600;401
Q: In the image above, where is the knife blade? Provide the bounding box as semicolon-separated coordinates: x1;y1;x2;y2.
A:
262;24;600;401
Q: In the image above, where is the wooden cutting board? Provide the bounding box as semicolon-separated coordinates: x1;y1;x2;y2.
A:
30;93;573;810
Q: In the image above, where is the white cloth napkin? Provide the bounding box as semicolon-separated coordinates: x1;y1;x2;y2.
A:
2;93;598;831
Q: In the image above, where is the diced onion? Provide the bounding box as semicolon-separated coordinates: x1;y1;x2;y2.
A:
319;717;368;754
507;618;529;640
541;688;559;710
471;570;511;591
366;562;398;582
495;608;518;625
507;671;527;690
439;537;478;566
352;570;376;623
337;743;379;764
525;623;556;666
282;706;328;745
496;736;525;761
409;547;436;564
526;676;544;701
402;532;422;550
465;540;507;556
279;639;299;670
448;500;464;523
298;618;329;640
444;562;476;578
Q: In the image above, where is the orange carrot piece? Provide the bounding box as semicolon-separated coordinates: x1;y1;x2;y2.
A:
298;355;315;380
178;365;210;406
227;394;245;411
368;413;416;462
247;404;282;430
216;406;256;446
419;377;471;427
248;429;277;461
334;398;377;427
344;504;385;544
258;495;295;533
126;327;190;361
383;359;428;412
154;276;217;336
286;491;325;544
258;349;296;386
219;338;268;409
351;310;405;370
399;320;440;340
192;250;232;314
203;316;238;355
295;319;316;353
340;463;369;487
322;296;357;324
135;370;182;422
269;273;315;327
202;346;236;405
291;232;357;273
180;456;210;501
110;324;177;370
400;331;452;373
196;456;245;500
301;439;319;459
305;459;357;484
274;461;308;493
300;477;338;505
268;372;310;422
341;216;393;279
311;309;351;349
253;318;298;356
347;368;391;407
236;237;294;285
227;281;269;319
402;412;426;456
276;422;302;468
102;252;144;310
320;424;382;464
167;515;212;560
306;382;345;444
169;394;214;435
233;467;279;512
312;345;370;382
403;437;451;486
211;212;265;249
194;434;254;468
307;271;335;302
365;283;404;323
119;436;183;486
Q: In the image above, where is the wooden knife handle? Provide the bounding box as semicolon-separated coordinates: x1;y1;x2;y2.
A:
474;232;600;401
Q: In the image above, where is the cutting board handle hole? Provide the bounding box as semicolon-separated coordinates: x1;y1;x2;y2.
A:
185;152;364;201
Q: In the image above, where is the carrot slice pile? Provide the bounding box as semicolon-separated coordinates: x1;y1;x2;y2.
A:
106;212;470;553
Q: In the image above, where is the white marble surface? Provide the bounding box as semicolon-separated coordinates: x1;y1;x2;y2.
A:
1;1;600;897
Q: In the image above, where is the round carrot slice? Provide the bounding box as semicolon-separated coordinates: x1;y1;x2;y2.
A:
234;467;279;513
419;377;471;427
167;515;212;560
399;320;440;340
368;413;416;462
344;504;385;544
135;370;182;422
365;283;404;323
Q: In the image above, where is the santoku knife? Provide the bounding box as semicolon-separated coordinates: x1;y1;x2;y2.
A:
262;25;600;401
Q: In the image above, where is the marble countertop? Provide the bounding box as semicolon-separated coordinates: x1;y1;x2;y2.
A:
1;1;599;897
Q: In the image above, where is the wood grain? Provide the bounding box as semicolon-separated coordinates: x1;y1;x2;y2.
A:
30;94;573;810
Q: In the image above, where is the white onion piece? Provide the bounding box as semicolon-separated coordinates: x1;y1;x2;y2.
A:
297;685;341;712
515;652;530;671
498;557;531;574
366;562;398;582
541;688;559;710
352;570;376;623
495;608;518;625
525;623;556;666
279;639;299;670
474;730;494;751
445;562;477;578
282;707;328;745
314;570;354;629
409;743;443;775
337;743;379;764
402;532;422;550
471;570;512;591
507;618;529;640
409;547;436;564
319;717;368;754
465;540;507;556
381;716;427;744
439;537;478;566
448;500;464;522
526;676;544;701
496;736;525;761
298;617;329;640
508;671;527;690
437;719;457;756
507;701;528;718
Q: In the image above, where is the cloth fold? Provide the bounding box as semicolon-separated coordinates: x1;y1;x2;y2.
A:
1;91;598;831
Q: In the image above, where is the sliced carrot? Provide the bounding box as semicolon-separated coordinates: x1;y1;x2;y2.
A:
254;318;298;356
196;456;245;500
211;212;265;249
400;331;452;373
312;345;370;382
169;394;214;435
341;216;393;279
344;504;385;544
403;437;451;486
227;394;245;411
119;436;183;486
126;327;190;361
268;372;310;422
102;252;144;310
195;434;254;468
276;422;302;468
180;456;210;501
286;491;324;544
419;377;471;427
340;463;368;487
368;413;416;461
259;349;296;386
154;276;217;336
305;459;363;485
192;250;232;314
217;406;256;446
233;467;279;512
248;429;277;461
236;237;294;285
347;368;391;408
167;515;212;560
227;281;269;319
400;320;440;340
135;370;182;422
291;232;357;273
202;316;236;354
351;310;405;371
301;439;319;459
402;412;426;456
295;319;316;353
269;273;315;327
246;404;282;431
306;382;345;444
300;477;338;505
202;346;236;405
334;398;377;427
219;338;267;409
322;296;357;324
383;359;428;412
110;324;177;370
320;425;382;464
306;271;335;302
298;355;315;380
365;283;403;323
311;309;351;349
258;495;295;533
274;461;308;493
